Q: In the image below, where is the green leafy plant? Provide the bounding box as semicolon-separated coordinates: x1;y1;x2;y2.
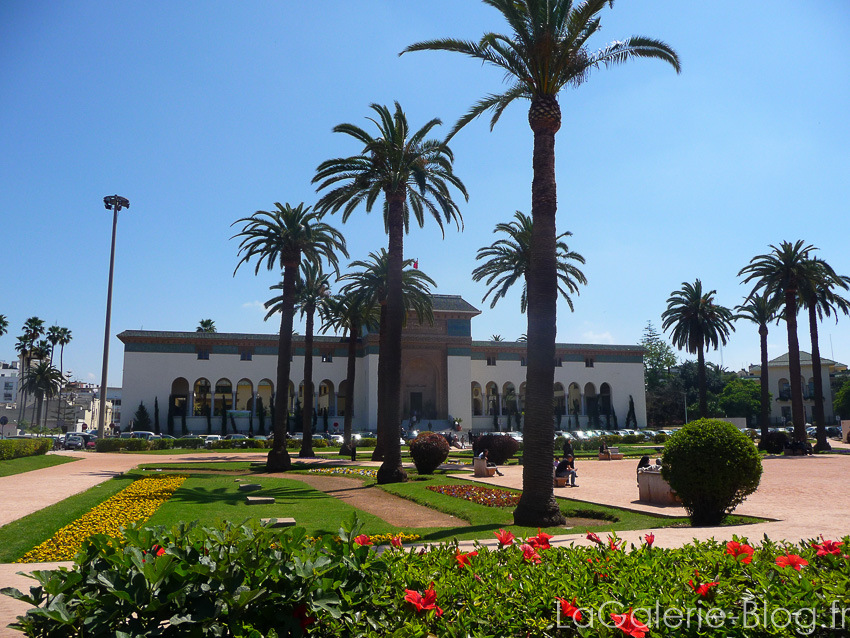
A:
662;418;762;525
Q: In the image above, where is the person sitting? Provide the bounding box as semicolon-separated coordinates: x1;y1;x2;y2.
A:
637;455;651;471
555;455;577;487
562;437;574;458
599;440;611;460
478;448;504;476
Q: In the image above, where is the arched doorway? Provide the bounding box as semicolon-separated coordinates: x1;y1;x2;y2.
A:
214;378;232;416
193;378;211;416
236;379;253;411
318;379;335;416
171;378;189;417
471;382;483;416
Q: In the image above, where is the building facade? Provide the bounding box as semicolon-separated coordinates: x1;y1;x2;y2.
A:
0;361;19;406
748;352;846;425
118;295;647;433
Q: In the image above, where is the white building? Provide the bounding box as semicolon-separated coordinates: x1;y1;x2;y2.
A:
118;295;647;434
0;361;19;406
748;352;846;425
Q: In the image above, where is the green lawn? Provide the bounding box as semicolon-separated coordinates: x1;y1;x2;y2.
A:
0;454;78;478
0;474;136;562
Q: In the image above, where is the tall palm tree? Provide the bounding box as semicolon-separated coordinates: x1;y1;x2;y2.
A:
266;261;332;458
15;318;45;425
19;361;63;430
403;0;679;527
313;102;466;484
662;280;735;419
735;293;779;448
44;326;63;427
739;241;816;442
338;249;437;461
232;202;348;471
798;257;850;451
196;319;217;333
320;294;378;455
473;211;587;312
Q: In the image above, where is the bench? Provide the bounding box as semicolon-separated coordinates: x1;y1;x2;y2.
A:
554;476;569;488
598;447;624;460
473;457;497;478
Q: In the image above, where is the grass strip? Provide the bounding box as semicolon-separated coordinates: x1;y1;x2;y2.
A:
0;454;78;478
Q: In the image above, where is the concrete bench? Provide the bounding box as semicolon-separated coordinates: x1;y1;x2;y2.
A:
599;447;624;460
473;457;497;478
261;517;296;528
246;496;275;505
238;483;263;491
554;476;569;488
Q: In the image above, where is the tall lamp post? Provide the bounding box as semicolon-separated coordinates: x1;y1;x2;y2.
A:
98;195;129;439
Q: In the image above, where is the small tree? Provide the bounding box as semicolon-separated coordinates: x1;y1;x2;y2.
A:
322;407;329;433
134;402;152;431
257;397;266;435
662;418;762;525
294;398;302;433
154;397;161;435
166;396;175;436
221;404;227;436
409;433;450;475
181;405;188;436
611;405;619;428
625;395;637;428
206;405;212;435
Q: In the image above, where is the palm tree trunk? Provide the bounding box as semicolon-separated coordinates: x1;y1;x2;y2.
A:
376;194;407;484
758;324;770;448
36;394;44;430
268;263;297;472
372;303;388;461
340;324;357;456
784;289;806;442
513;103;565;527
808;301;830;451
300;309;316;457
697;346;707;418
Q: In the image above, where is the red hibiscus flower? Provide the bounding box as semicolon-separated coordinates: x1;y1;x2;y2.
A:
586;531;603;545
455;550;478;569
608;537;623;551
390;536;403;549
149;544;166;557
556;597;583;623
528;529;553;549
776;554;808;571
812;539;843;557
353;534;372;546
644;533;654;547
725;541;754;564
520;543;542;564
688;573;719;597
611;608;649;638
293;603;316;630
495;528;515;546
405;584;443;617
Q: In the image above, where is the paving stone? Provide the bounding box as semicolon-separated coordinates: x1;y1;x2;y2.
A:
238;483;263;491
246;496;275;505
261;517;296;527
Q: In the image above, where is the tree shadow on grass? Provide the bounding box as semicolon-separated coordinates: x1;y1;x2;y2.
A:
169;485;329;506
420;524;505;542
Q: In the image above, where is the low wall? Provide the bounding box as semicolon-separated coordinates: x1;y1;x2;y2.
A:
637;468;681;505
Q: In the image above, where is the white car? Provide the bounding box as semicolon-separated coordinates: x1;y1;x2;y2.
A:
204;435;222;447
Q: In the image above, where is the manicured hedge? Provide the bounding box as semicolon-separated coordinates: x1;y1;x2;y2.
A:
94;439;153;453
7;517;850;637
0;438;51;461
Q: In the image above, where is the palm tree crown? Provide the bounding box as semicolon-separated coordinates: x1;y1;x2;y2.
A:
473;211;586;311
196;319;217;333
662;279;735;418
0;314;8;338
402;0;681;138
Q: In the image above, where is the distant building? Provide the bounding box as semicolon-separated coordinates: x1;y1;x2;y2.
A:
118;295;647;433
0;361;19;406
748;352;846;425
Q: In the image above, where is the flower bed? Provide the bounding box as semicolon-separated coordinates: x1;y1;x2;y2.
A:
17;474;187;563
308;467;378;479
427;483;521;507
8;518;850;637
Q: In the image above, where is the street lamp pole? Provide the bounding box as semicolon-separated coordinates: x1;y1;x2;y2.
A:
98;195;129;439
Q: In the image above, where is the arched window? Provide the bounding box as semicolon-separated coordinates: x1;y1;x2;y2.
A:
236;379;253;411
568;383;581;415
471;382;483;416
584;383;597;418
256;379;274;415
171;378;189;416
807;377;815;400
485;382;499;415
214;378;232;416
193;378;211;416
502;382;517;414
600;383;612;416
553;383;566;416
778;378;790;400
318;380;335;416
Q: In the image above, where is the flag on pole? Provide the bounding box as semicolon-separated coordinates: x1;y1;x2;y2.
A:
413;258;419;270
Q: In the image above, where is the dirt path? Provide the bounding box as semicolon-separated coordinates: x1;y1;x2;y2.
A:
286;473;468;528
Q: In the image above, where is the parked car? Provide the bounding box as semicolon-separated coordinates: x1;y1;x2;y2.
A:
826;426;842;438
130;431;157;441
64;434;84;450
204;435;222;447
328;434;344;445
505;432;523;443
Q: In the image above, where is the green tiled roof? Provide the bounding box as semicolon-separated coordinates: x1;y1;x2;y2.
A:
430;295;480;314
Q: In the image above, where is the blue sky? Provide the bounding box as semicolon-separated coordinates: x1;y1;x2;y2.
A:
1;1;849;387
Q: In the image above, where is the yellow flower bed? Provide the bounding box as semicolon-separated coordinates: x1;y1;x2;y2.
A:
18;475;187;563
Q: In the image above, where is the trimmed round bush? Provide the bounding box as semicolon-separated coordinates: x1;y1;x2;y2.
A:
409;433;450;474
760;430;787;454
472;434;519;465
661;418;762;526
